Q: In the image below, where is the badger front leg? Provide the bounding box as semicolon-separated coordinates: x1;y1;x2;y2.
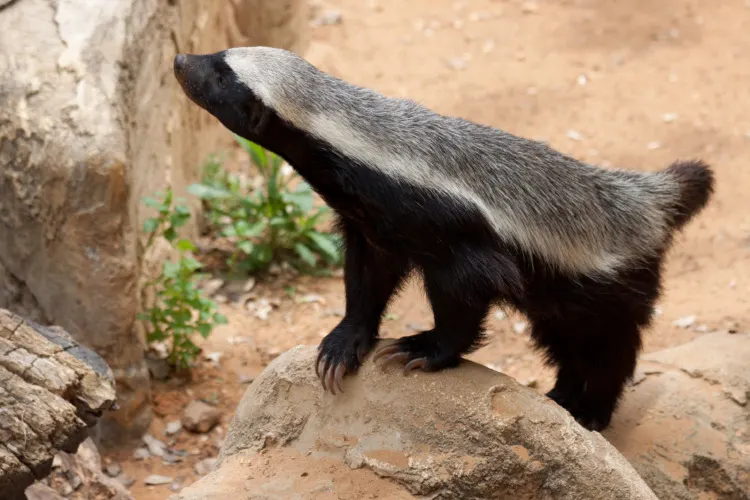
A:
316;219;410;394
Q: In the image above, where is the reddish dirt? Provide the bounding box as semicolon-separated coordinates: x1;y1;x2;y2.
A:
105;0;750;498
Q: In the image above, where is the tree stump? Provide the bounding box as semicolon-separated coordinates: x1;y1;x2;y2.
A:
0;309;117;500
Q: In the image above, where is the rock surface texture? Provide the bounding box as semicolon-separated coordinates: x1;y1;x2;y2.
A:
25;438;133;500
0;309;117;500
172;342;658;500
0;0;309;445
605;332;750;500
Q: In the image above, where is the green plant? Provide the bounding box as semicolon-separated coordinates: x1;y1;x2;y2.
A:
187;134;342;274
139;188;227;369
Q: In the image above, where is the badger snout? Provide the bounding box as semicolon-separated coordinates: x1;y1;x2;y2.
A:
173;53;205;107
174;54;187;74
173;53;191;86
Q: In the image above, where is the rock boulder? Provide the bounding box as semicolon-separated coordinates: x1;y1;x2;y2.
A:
0;0;309;445
605;332;750;500
173;342;658;500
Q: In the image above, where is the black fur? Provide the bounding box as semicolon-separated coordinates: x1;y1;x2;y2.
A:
174;52;713;431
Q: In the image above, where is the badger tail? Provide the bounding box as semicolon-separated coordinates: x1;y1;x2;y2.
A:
661;159;715;230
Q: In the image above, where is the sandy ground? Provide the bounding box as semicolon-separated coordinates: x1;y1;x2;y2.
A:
105;0;750;497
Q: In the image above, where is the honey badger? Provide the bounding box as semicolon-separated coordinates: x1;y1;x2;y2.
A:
173;46;714;431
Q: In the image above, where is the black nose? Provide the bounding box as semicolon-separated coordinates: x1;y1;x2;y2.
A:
174;54;187;74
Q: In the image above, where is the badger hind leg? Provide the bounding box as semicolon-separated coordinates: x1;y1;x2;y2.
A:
317;220;410;394
531;260;660;431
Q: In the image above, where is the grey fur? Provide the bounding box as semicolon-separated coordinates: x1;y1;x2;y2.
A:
224;47;690;277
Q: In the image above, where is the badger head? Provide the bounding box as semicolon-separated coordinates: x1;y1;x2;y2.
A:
173;46;320;141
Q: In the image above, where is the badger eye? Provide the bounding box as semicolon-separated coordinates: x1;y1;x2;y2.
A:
217;74;228;89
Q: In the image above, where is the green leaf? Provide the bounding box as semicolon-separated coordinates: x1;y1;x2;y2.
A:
213;312;228;324
283;190;315;212
163;261;180;279
163;227;176;242
187;183;233;199
143;218;159;234
294;243;317;268
197;323;212;338
143;197;159;208
308;232;341;261
182;256;203;272
234;135;266;171
253;244;274;264
175;239;196;252
237;240;254;254
222;225;238;237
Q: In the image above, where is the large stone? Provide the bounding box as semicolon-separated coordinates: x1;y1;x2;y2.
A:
26;437;134;500
605;332;750;500
0;309;117;500
0;0;309;446
173;343;658;500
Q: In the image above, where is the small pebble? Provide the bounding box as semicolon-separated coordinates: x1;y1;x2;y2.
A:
116;475;136;488
268;263;282;275
662;112;678;123
204;351;223;364
201;278;224;296
228;336;253;345
183;400;222;434
312;10;342;26
163;451;184;465
133;447;150;460
494;310;506;321
144;474;173;486
566;129;583;141
673;315;697;329
194;457;219;476
647;141;662;150
143;433;167;457
446;57;469;70
104;463;122;477
238;374;254;384
165;420;183;436
577;74;588;86
297;293;326;304
243;277;256;292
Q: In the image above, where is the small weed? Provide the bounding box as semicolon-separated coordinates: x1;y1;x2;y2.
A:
139;188;227;369
187;135;342;274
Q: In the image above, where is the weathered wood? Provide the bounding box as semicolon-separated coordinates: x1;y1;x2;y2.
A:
0;309;117;500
